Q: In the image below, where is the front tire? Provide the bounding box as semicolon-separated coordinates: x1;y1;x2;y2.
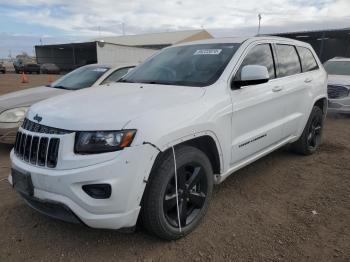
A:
291;106;324;155
141;146;213;240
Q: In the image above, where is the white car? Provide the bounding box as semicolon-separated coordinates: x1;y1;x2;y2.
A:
324;57;350;114
0;64;135;144
9;37;327;240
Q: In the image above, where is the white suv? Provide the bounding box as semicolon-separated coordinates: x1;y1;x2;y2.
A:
324;57;350;114
9;37;327;240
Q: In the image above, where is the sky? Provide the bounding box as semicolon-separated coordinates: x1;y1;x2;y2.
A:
0;0;349;58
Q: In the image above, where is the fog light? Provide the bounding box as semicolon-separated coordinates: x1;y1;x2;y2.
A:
82;184;112;199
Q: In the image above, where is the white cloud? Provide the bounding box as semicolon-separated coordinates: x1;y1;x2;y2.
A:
1;0;349;37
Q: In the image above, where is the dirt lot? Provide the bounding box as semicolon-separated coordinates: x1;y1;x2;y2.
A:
0;73;60;94
0;74;349;261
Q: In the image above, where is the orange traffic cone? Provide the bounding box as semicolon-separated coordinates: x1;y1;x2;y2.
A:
21;72;28;83
48;74;53;84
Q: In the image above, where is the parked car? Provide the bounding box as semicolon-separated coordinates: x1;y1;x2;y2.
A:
323;57;350;114
23;63;41;74
13;60;40;74
0;64;135;144
13;59;24;73
0;62;6;73
40;63;60;74
8;37;327;240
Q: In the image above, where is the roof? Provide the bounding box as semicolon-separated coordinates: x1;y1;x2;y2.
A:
327;57;350;62
173;36;309;47
270;27;350;39
93;29;213;46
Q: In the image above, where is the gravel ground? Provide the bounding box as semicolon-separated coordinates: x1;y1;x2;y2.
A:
0;72;60;94
0;74;349;261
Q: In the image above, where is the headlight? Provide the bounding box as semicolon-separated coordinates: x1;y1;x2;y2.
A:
0;107;28;123
74;130;136;154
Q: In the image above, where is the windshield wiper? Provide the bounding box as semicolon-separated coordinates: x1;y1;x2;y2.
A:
140;81;173;85
52;85;70;90
118;78;135;83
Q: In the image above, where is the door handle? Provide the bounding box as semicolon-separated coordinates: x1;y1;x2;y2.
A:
272;86;283;92
304;78;313;83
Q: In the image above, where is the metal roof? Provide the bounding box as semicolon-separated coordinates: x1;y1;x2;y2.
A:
270;27;350;38
173;36;309;47
93;29;213;46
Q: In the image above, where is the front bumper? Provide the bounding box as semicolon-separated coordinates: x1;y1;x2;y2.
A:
9;144;159;229
20;193;82;224
0;122;21;144
328;97;350;114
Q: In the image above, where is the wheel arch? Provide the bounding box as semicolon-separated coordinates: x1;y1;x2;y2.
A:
313;96;328;116
151;132;223;177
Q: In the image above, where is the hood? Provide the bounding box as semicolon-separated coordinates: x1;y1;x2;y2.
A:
27;83;206;131
328;75;350;86
0;86;68;113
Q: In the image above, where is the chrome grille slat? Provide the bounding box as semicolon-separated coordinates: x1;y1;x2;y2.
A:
327;85;350;99
14;132;21;155
38;137;49;166
19;133;26;159
30;136;39;165
23;135;32;162
15;132;22;156
47;138;60;168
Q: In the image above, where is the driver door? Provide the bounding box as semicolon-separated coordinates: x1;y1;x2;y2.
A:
230;43;286;165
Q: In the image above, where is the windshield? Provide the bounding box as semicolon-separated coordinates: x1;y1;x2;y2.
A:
120;43;240;87
324;61;350;76
50;65;110;90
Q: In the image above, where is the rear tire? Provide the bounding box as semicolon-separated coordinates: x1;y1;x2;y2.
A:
141;146;213;240
291;106;324;155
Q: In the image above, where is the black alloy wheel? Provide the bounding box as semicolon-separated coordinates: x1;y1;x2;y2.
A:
141;146;213;240
163;163;208;228
306;113;322;150
291;106;324;155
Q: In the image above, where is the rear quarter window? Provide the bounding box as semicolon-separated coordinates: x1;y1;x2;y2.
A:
276;44;301;77
297;46;319;72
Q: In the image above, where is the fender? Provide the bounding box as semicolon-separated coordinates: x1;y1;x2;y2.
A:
159;130;224;173
296;94;327;137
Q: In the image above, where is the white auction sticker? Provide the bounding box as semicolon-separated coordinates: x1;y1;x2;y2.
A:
93;68;108;72
193;49;222;55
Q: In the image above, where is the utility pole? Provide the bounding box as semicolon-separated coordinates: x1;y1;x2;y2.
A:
257;13;262;36
98;26;101;37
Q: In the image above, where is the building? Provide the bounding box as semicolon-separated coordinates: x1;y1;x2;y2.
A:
97;29;213;49
272;28;350;63
35;30;213;71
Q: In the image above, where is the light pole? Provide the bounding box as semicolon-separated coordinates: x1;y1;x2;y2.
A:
121;22;125;35
257;13;262;36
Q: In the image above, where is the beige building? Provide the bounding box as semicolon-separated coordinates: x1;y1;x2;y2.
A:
35;30;213;71
97;29;213;49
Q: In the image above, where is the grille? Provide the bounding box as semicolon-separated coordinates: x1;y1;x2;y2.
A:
22;118;73;135
327;85;350;99
14;131;60;168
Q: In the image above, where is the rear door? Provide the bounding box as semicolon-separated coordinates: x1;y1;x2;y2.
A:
230;42;287;165
274;44;320;138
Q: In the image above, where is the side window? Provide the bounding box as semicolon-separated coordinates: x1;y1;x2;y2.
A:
275;44;301;77
101;67;133;85
235;44;276;80
296;46;319;72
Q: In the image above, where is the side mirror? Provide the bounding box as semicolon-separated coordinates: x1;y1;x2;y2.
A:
232;65;269;89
